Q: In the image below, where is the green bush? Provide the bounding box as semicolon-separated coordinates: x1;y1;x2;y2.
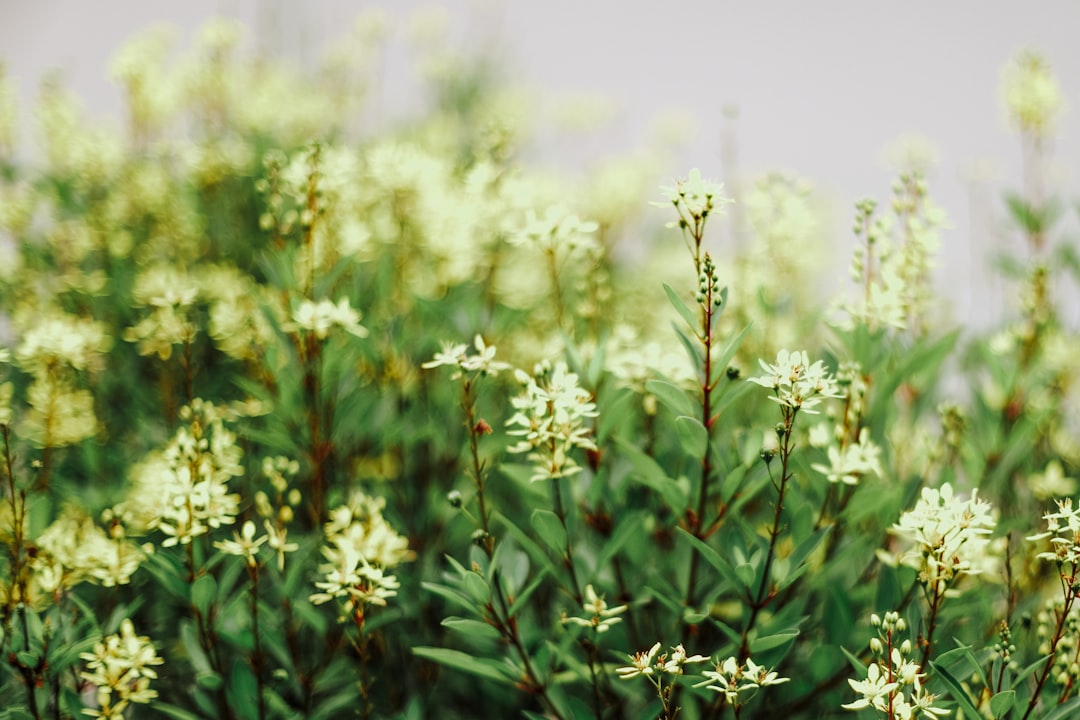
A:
0;18;1078;720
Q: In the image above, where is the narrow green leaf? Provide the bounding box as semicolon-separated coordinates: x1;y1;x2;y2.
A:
496;512;559;578
616;440;687;513
675;415;709;457
1043;696;1080;720
412;647;514;684
709;323;751;388
508;567;552;617
196;671;224;691
672;324;704;373
596;511;648;570
664;283;701;335
646;379;696;418
192;574;217;616
675;527;741;594
228;658;258;710
531;509;567;555
929;660;982;720
734;562;755;588
153;704;204;720
461;570;490;604
442;617;502;641
989;690;1015;718
750;630;798;653
422;581;477;613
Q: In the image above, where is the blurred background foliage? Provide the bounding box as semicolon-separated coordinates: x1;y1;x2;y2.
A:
0;12;1078;720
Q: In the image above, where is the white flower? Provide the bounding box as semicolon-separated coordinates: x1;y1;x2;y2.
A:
748;349;844;414
616;642;660;680
506;361;598;482
655;168;733;222
891;483;996;590
290;297;368;339
562;584;628;633
662;644;709;674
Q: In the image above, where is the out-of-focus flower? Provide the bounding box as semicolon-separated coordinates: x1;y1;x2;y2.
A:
562;584;628;634
1001;49;1063;137
506;361;598;482
81;619;163;719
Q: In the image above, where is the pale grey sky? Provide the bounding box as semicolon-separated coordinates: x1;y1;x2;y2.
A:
2;1;1078;328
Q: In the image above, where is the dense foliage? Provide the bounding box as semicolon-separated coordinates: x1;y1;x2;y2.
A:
1;17;1079;720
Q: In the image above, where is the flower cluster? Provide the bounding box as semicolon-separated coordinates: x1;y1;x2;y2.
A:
1028;497;1080;566
1034;598;1080;691
309;492;412;618
14;311;111;447
655;168;733;225
33;506;144;592
80;619;164;719
843;611;947;718
888;483;996;592
506;361;598;482
617;642;709;680
1001;49;1063;137
122;266;200;360
698;655;790;707
289;297;368;340
126;400;243;547
811;427;883;486
421;335;512;379
562;584;627;634
748;349;844;415
511;204;598;253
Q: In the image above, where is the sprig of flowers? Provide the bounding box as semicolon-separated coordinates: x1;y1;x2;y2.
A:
80;619;164;719
506;361;598;482
843;611;947;719
616;641;710;719
748;349;844;415
697;656;790;712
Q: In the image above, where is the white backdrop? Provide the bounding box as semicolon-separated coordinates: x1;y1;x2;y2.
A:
2;0;1079;329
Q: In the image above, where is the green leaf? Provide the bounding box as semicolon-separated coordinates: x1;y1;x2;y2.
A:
749;630;798;653
496;512;559;578
675;527;742;594
672;324;704;374
664;283;700;335
598;387;637;442
412;647;515;684
152;706;205;720
646;379;696;418
0;709;36;720
531;509;567;555
1044;697;1080;720
616;439;687;513
709;323;751;388
228;659;258;711
196;671;224;691
442;617;502;642
422;581;476;613
675;415;709;457
508;567;552;617
48;634;99;673
192;573;217;616
15;651;38;668
461;569;490;604
989;690;1015;718
734;562;755;588
929;660;981;720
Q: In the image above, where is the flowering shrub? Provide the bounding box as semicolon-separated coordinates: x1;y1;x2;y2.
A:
1;14;1080;720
